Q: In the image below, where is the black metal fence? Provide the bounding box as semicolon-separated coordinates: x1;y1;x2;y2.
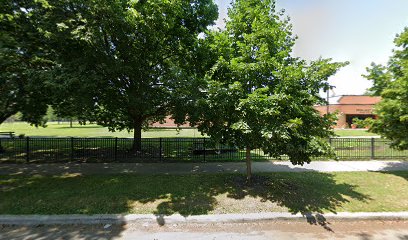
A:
0;137;407;163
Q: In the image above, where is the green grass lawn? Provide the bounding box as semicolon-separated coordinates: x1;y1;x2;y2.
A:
1;171;407;215
334;129;378;137
0;122;204;138
0;122;379;138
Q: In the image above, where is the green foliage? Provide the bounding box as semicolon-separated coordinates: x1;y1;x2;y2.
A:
189;0;347;165
3;0;218;148
0;1;53;126
364;63;392;96
352;117;374;129
365;27;408;149
49;0;217;132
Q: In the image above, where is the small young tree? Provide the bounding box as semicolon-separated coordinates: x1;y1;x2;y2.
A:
188;0;347;181
364;27;408;149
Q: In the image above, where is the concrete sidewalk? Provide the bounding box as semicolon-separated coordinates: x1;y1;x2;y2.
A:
0;160;407;175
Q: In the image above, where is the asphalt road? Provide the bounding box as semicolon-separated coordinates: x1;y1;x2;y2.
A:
1;220;408;240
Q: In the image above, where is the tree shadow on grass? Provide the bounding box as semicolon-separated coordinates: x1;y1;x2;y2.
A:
224;174;367;215
0;171;369;232
148;173;368;216
150;172;368;231
380;162;408;181
222;174;369;231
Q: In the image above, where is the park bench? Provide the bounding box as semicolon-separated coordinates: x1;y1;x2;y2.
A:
0;131;15;138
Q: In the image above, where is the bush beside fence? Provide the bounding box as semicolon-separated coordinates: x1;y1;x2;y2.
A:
0;137;407;163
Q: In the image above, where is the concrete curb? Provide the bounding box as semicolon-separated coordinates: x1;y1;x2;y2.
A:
1;212;408;225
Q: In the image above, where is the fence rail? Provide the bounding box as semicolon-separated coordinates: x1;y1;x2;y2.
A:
0;137;407;163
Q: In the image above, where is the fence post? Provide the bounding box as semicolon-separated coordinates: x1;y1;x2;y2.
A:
203;138;206;162
371;137;375;159
159;138;163;162
329;137;332;146
70;137;74;161
26;137;30;163
114;137;118;162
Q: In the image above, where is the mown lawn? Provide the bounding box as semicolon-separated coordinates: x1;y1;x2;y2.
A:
1;171;407;215
1;122;380;138
0;122;204;138
334;129;378;137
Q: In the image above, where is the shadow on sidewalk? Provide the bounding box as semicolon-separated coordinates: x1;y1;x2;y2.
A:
375;162;408;184
0;223;125;240
380;162;408;180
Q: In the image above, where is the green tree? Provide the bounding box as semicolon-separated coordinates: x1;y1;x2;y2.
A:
365;27;408;149
364;63;391;96
0;1;55;153
187;0;347;181
38;0;218;150
0;1;52;126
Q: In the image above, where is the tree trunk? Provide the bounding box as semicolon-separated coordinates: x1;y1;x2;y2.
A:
0;137;4;153
0;115;9;153
132;120;142;151
246;146;252;183
70;119;73;128
0;114;11;126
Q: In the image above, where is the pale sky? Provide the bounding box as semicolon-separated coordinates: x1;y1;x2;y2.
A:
214;0;408;96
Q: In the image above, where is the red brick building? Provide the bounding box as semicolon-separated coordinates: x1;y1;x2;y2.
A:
150;116;191;128
151;95;381;129
314;95;381;128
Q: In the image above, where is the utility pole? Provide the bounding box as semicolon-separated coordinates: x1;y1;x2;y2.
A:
326;89;330;114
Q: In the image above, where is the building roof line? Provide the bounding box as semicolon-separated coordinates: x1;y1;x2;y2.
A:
316;104;379;106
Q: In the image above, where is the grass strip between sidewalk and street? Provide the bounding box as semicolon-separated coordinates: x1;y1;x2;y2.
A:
1;171;407;215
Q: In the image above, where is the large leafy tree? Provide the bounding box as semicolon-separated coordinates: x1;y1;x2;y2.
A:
187;0;346;180
365;27;408;149
0;1;52;126
37;0;218;150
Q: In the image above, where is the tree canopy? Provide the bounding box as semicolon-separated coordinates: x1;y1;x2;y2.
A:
25;0;218;149
185;0;346;178
365;27;408;149
2;0;349;166
0;1;53;126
